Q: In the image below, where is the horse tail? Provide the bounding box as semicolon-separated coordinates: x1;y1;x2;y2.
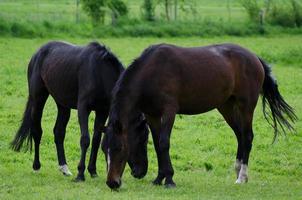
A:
11;96;33;152
11;48;46;152
258;57;297;141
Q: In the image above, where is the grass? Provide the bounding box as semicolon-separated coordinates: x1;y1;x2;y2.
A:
0;35;302;199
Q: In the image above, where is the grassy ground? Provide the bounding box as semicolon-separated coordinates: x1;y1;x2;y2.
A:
0;35;301;199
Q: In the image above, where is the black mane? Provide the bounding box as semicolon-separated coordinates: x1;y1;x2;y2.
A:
108;44;159;126
88;41;124;74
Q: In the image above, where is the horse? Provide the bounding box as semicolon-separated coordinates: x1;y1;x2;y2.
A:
103;43;297;189
11;41;149;181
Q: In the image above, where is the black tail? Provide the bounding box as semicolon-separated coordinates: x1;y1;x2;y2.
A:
11;96;33;152
259;57;298;141
10;48;45;152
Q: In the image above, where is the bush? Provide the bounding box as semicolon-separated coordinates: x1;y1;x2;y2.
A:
10;22;35;37
0;17;10;35
291;0;302;27
240;0;261;23
268;3;295;27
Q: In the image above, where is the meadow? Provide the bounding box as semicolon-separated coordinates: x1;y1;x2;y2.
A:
0;35;301;199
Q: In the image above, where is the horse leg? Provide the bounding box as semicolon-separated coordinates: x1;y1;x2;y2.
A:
53;104;71;176
147;108;176;188
31;89;48;171
146;116;164;185
88;110;108;178
218;99;243;178
218;98;255;184
75;102;91;182
236;108;254;184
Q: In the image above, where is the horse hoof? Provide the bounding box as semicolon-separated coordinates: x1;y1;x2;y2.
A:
33;169;40;173
33;162;41;171
235;177;248;184
90;173;98;178
73;176;85;182
59;165;72;176
164;182;176;189
152;179;162;185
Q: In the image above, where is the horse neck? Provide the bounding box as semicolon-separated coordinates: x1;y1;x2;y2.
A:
112;85;139;130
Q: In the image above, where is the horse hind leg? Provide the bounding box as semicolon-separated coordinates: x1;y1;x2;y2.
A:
218;97;255;184
54;104;71;176
236;108;254;184
30;78;49;171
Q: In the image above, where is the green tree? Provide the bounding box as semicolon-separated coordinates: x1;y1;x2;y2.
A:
142;0;155;21
82;0;107;25
240;0;261;23
108;0;128;25
82;0;128;25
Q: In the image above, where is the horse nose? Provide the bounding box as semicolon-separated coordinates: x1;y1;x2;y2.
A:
106;179;121;190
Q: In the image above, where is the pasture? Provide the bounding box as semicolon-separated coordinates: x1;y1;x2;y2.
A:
0;35;301;199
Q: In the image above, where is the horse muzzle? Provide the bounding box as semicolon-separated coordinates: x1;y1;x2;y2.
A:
106;178;122;190
131;167;147;179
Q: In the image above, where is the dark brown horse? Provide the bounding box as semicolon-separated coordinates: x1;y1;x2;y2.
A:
103;43;297;189
11;41;149;181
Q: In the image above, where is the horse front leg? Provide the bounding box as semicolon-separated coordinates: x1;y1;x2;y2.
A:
147;118;165;185
88;110;108;178
74;102;91;182
147;107;177;188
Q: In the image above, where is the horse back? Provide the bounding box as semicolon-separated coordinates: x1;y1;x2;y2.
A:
135;43;264;115
29;41;119;110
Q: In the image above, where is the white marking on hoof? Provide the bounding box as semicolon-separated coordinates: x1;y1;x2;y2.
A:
33;169;40;173
235;164;248;184
59;164;72;176
234;159;242;178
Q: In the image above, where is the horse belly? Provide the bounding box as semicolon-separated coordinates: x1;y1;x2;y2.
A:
177;91;230;114
42;68;79;109
48;85;79;109
177;72;234;114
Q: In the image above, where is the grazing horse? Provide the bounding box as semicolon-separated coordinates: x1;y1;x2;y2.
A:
11;41;149;181
103;43;297;189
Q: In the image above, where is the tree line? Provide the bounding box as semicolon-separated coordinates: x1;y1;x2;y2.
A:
82;0;196;25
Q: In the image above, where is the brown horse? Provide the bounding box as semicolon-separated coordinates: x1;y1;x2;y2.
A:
103;43;297;189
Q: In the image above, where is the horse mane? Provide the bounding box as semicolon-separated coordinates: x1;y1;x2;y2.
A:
88;41;124;74
109;44;159;125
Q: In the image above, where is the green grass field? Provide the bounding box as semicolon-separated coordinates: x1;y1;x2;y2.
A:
0;35;302;199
